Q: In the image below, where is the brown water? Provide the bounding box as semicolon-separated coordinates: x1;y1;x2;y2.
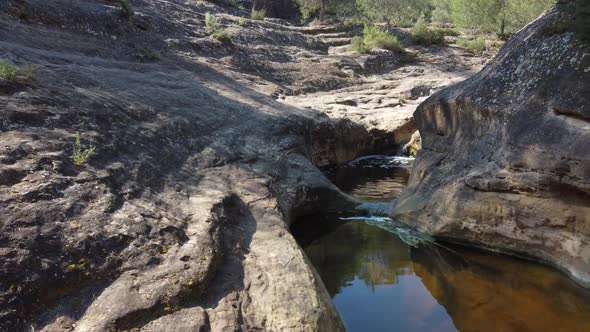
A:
293;156;590;332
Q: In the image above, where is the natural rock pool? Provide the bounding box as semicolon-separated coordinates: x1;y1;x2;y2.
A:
292;156;590;332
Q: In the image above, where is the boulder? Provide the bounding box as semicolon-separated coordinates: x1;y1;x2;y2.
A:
392;4;590;287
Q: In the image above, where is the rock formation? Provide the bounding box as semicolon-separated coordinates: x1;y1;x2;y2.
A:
393;4;590;287
0;0;496;329
0;1;350;330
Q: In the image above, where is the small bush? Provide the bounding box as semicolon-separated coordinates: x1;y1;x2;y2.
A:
349;26;403;53
119;0;134;19
343;18;356;27
139;48;161;61
362;25;403;52
72;132;95;166
343;17;364;28
0;61;37;82
238;17;247;27
205;12;219;32
228;0;244;10
0;61;20;81
251;7;265;20
211;30;233;44
457;38;486;53
350;36;366;52
434;27;460;37
310;18;321;26
410;15;445;45
20;64;38;81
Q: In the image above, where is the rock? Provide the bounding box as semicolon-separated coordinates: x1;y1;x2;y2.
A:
0;1;350;330
283;29;483;157
329;45;353;55
392;4;590;287
404;85;431;100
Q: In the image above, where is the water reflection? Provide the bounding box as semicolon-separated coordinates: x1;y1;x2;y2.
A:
294;156;590;332
326;156;412;201
295;216;458;332
297;218;590;332
413;245;590;332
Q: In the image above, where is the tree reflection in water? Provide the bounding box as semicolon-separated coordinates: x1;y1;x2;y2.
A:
296;216;590;332
293;157;590;331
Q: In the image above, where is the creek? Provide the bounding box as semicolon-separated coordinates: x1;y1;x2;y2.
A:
291;156;590;332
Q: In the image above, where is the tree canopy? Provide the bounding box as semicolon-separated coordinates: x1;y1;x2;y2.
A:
297;0;558;35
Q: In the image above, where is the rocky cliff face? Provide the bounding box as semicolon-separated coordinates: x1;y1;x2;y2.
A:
393;5;590;287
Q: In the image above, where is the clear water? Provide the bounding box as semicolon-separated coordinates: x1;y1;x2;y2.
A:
326;155;413;201
292;156;590;332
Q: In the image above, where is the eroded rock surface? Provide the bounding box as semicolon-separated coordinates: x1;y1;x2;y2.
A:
393;5;590;287
283;43;484;155
0;0;350;330
0;0;496;330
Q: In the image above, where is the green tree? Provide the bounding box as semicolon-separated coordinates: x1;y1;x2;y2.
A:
451;0;555;34
296;0;328;21
502;0;555;33
356;0;430;25
450;0;502;32
431;0;453;25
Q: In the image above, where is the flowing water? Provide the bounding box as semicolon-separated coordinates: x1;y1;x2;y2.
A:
292;156;590;332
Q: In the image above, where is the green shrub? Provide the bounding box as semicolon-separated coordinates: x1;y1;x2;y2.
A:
362;25;403;52
350;36;366;52
457;37;486;52
211;30;233;44
228;0;245;10
0;61;37;82
72;132;95;166
20;64;38;81
434;27;460;37
238;17;247;26
205;12;219;31
296;0;320;21
119;0;134;19
251;7;265;20
310;18;321;26
0;61;20;81
349;26;403;53
410;15;445;45
344;17;362;28
139;48;161;61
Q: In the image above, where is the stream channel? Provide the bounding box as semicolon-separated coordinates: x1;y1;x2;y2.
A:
291;156;590;332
